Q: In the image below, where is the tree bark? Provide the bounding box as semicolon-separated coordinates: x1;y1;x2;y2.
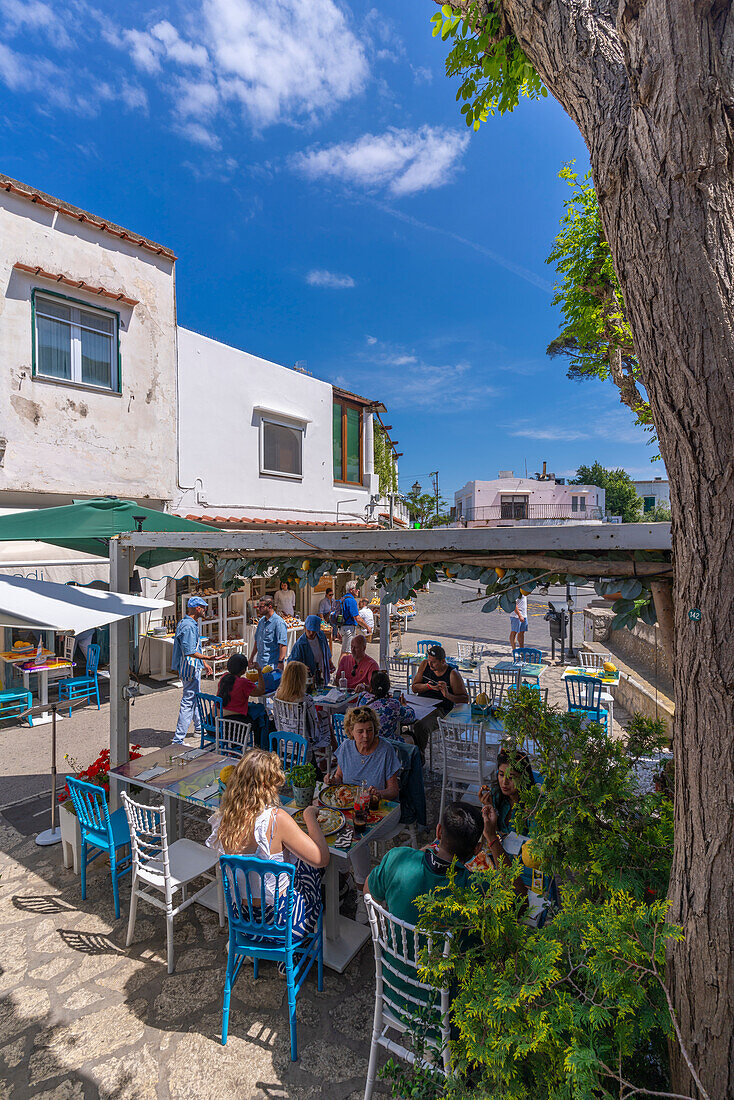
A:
491;0;734;1093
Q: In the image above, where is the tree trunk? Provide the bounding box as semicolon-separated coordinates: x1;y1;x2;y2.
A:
496;0;734;1092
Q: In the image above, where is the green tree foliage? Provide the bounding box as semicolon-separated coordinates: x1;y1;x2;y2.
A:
574;462;642;524
545;169;654;433
404;482;452;528
373;425;398;496
430;2;546;126
383;693;680;1099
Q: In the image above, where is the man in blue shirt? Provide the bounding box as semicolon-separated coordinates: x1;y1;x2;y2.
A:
172;596;213;745
339;580;360;655
249;597;288;672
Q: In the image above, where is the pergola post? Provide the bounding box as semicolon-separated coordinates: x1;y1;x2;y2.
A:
379;588;391;668
650;579;675;670
109;539;130;810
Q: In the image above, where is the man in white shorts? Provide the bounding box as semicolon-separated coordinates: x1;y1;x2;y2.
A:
509;593;528;651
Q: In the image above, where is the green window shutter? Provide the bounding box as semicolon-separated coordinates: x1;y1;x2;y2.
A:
333;402;342;480
346;406;360;482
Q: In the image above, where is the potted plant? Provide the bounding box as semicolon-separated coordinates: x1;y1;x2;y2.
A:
58;745;142;874
288;763;318;808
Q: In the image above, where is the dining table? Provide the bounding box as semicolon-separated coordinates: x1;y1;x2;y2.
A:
0;648;74;725
492;659;547;685
109;748;400;974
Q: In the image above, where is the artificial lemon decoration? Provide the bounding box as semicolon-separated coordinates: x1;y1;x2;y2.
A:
495;567;506;579
219;765;235;786
522;840;542;870
13;640;27;649
475;692;489;706
301;560;310;571
603;661;617;673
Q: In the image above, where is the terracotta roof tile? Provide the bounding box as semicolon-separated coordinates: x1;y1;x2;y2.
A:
181;514;374;529
14;263;139;306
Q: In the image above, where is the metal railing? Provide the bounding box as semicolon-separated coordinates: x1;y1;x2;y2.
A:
458;504;605;523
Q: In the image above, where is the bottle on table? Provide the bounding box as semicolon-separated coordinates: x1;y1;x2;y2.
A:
353;782;368;833
338;673;347;692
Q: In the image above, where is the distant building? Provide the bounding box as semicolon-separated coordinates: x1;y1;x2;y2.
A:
453;468;605;527
633;477;670;514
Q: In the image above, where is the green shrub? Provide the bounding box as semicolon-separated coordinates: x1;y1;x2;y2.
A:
383;691;678;1099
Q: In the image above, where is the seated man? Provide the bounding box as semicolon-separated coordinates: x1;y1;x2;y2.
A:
364;801;484;926
334;634;378;692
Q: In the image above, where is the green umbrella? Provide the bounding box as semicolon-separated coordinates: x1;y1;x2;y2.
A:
0;497;217;569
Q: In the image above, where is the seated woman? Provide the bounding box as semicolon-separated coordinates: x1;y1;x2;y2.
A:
410;644;469;754
288;615;334;688
326;705;401;922
217;653;269;748
274;660;331;773
480;748;538;893
357;669;416;742
207;749;329;944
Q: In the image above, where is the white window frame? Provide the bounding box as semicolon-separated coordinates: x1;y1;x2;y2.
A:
259;414;305;481
33;290;119;392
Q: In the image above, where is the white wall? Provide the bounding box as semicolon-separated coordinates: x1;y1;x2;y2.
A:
0;188;177;501
176;327;379;522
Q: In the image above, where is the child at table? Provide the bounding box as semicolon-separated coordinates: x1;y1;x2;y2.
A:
217;653;269;748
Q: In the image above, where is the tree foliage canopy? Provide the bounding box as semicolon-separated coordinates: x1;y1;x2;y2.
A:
574;462;642;524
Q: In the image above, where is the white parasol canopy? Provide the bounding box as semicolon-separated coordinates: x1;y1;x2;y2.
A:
0;575;172;632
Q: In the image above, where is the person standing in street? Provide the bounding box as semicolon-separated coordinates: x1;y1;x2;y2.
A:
356;597;374;641
509;592;528;651
171;596;213;745
339;580;360;655
249;597;288;673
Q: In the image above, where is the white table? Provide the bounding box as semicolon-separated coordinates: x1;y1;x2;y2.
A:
145;634;176;681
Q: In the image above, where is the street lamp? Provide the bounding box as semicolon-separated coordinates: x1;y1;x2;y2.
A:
412;481;421;495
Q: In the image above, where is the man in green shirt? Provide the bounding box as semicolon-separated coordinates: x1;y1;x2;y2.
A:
365;802;484;925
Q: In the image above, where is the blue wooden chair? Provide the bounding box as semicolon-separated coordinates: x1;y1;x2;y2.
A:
65;775;132;919
219;854;323;1058
269;730;307;772
565;676;609;734
194;692;223;749
416;640;441;654
513;647;542;665
331;712;346;746
0;690;33;726
58;644;101;714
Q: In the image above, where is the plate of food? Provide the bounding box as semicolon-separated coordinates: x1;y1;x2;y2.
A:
293;807;346;835
320;783;361;809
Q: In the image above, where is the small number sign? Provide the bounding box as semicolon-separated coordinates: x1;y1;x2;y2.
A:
688;608;701;622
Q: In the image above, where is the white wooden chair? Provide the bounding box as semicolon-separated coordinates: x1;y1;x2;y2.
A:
579;651;612;668
438;717;492;819
465;678;485;703
215;716;254;757
122;793;224;974
363;894;451;1100
455;641;475;662
387;657;411;691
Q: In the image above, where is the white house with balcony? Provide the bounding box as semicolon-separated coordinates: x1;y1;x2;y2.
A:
453;470;605;527
0;172;178;582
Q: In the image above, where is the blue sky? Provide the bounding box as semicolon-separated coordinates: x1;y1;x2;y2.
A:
0;0;665;501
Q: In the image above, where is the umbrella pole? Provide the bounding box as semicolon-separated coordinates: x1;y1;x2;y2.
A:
36;703;61;846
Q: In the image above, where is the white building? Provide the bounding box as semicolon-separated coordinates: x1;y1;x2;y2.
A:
633;477;670;514
0;173;406;590
453;470;606;527
0;173;178;582
175;327;404;526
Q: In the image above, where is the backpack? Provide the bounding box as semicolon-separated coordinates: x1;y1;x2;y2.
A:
329;597;345;629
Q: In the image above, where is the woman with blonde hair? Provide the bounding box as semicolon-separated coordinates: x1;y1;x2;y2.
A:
207;749;329;940
274;661;331;772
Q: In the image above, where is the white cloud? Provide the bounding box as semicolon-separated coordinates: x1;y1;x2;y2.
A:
509;427;591;441
0;0;72;47
292;126;470;197
174;120;222;149
366;335;377;345
306;269;356;289
350;337;494;413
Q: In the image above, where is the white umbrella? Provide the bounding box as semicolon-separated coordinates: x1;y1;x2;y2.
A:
0;575;171;631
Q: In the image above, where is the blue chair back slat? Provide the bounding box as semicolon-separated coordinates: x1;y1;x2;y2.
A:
513;647;542;665
269;730;307;770
331;713;346;745
221;855;295;945
565;675;603;715
416;640;440;654
85;644;101;677
0;690;33;724
66;775;111;835
195;693;223;739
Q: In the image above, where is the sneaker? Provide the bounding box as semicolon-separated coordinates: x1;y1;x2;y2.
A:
354;892;368;925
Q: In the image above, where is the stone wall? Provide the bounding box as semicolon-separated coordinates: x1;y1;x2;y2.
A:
583;603;673;693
